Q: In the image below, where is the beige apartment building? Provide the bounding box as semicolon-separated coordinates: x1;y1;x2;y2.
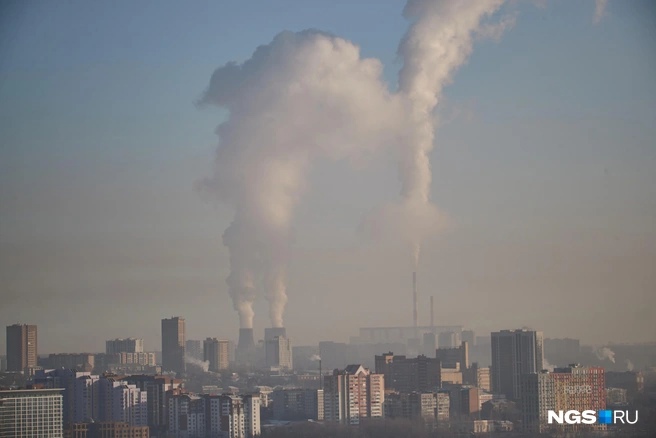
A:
6;324;37;372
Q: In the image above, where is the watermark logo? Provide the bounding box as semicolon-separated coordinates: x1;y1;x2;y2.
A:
547;410;638;425
597;410;613;425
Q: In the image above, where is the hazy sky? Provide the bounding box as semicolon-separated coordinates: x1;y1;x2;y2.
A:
1;0;654;354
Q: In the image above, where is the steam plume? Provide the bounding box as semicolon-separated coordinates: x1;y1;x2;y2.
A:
200;2;515;327
363;0;511;268
200;30;405;328
185;354;210;373
595;346;616;363
593;0;608;24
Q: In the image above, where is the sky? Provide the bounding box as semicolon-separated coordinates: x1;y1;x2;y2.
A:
0;0;654;354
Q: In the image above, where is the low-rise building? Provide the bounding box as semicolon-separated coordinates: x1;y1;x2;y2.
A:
42;354;95;372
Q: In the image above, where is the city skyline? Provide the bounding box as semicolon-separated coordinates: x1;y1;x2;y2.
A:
1;0;655;354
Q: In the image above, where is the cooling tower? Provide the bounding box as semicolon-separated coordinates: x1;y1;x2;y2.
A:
238;328;255;351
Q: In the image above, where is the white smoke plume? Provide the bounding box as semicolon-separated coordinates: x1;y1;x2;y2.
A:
543;357;555;372
199;30;407;328
593;0;608;24
362;0;512;268
185;354;210;373
595;347;616;363
625;359;634;371
310;354;322;362
200;2;516;328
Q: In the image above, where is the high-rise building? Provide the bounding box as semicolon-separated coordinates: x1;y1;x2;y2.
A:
203;338;230;372
375;353;441;393
242;394;261;438
96;378;148;427
606;387;628;405
384;391;450;426
436;341;469;369
264;328;292;370
161;317;186;375
6;324;38;372
167;393;260;438
466;363;491;392
265;336;293;371
272;388;324;421
32;369;149;428
32;368;79;425
73;373;100;423
166;392;198;436
185;339;203;361
0;388;63;437
124;375;182;433
521;365;605;434
105;338;144;354
323;364;384;425
491;329;544;400
446;385;480;418
264;327;286;341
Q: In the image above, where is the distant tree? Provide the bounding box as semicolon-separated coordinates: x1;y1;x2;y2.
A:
262;418;456;438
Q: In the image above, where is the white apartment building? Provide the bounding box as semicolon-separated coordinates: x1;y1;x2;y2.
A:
323;364;384;425
168;393;261;438
0;389;63;438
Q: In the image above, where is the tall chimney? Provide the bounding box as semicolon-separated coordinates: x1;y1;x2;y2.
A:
413;272;418;331
430;295;434;329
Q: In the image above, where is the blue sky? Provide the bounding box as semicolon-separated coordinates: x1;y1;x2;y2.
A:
0;1;654;353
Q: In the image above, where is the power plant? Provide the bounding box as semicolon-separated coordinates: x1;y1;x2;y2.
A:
236;328;255;363
237;327;292;369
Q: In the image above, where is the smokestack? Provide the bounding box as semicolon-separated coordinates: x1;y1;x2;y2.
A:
238;328;255;351
413;271;418;332
430;295;434;329
412;272;419;339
